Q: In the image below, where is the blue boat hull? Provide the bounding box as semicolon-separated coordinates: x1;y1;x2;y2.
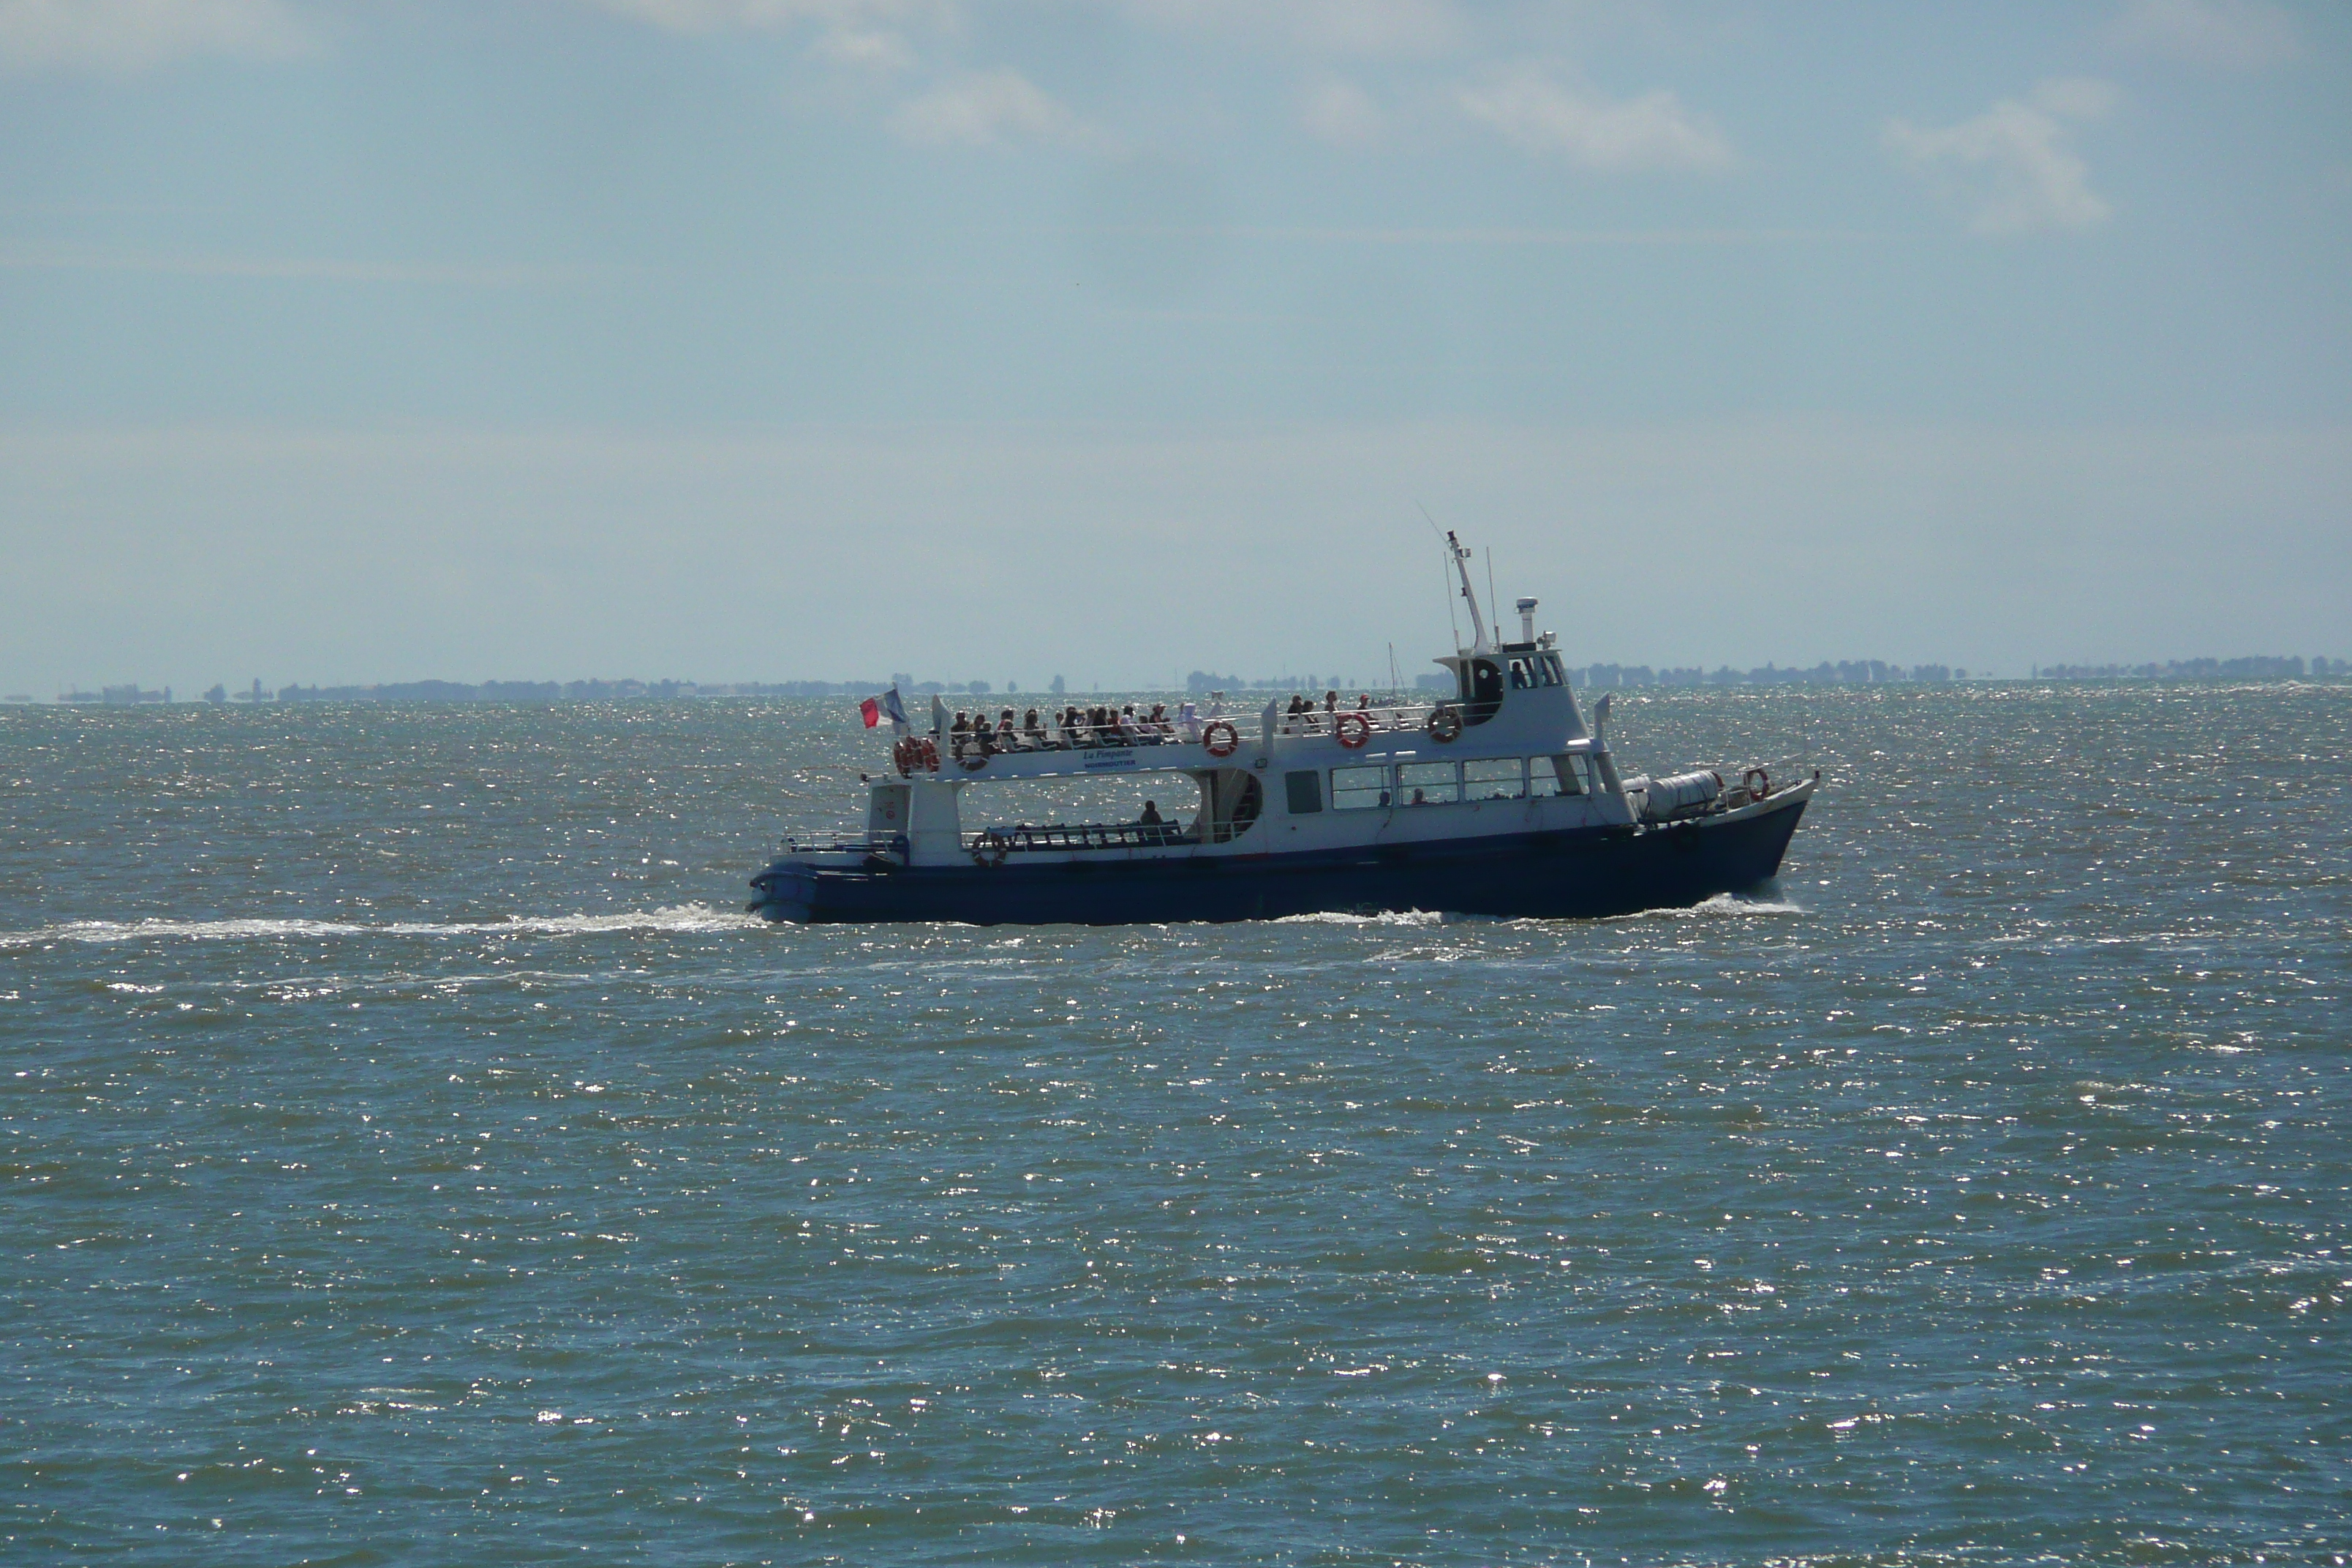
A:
749;793;1809;926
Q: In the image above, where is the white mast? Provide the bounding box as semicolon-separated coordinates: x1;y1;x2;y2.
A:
1446;530;1491;653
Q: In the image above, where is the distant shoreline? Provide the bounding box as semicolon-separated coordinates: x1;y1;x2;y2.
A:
8;656;2345;707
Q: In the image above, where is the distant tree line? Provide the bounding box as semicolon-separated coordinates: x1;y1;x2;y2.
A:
2032;655;2337;680
266;678;888;703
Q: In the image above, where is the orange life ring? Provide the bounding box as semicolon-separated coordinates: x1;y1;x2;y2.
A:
1425;705;1463;744
892;736;917;776
1202;720;1240;758
1334;711;1371;749
1743;766;1770;800
917;738;939;772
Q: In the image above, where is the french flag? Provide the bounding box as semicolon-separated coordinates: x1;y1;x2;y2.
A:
860;687;909;729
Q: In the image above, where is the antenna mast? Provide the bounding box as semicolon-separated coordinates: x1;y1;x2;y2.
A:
1446;530;1491;652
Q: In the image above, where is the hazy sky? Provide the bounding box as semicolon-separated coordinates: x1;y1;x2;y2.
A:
2;0;2346;692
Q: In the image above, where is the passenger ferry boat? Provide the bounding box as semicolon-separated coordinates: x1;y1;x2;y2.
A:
750;536;1817;924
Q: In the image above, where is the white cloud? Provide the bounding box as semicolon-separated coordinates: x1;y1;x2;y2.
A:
581;0;944;72
1885;80;2119;235
0;0;312;72
809;27;915;71
1300;77;1382;148
2107;0;2300;70
1456;64;1733;174
1124;0;1465;59
582;0;945;31
887;69;1096;149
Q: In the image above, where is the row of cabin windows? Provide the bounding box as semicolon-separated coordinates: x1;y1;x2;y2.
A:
1285;754;1597;814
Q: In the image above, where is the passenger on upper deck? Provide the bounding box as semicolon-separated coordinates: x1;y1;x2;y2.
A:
1024;709;1049;747
949;711;970;755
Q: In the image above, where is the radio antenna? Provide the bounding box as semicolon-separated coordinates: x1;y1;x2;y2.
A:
1417;502;1462;650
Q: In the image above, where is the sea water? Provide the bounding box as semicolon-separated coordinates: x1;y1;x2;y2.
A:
2;685;2345;1564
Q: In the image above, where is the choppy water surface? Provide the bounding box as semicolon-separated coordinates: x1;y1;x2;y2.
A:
3;686;2347;1564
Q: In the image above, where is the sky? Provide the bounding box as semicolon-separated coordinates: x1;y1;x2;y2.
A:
1;0;2347;693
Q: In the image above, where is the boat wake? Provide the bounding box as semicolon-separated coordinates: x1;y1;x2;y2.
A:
1273;909;1451;927
1;902;763;949
1623;892;1806;920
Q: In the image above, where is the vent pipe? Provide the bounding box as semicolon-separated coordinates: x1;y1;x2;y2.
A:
1516;598;1538;644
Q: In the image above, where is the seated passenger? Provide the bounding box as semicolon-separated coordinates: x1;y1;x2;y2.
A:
1117;705;1142;742
1024;708;1049;747
997;709;1019;748
1177;700;1201;742
949;711;970;755
1410;788;1427;805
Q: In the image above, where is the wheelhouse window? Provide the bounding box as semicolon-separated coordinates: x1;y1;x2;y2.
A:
1331;765;1388;810
1463;758;1526;800
1397;760;1460;804
1284;770;1323;815
1529;754;1592;797
1539;653;1566;686
1465;659;1505;725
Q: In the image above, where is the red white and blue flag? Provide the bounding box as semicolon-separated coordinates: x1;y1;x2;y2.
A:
860;687;909;729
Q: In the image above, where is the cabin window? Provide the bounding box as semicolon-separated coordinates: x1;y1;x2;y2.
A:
1463;758;1526;800
1529;754;1592;797
1397;760;1460;804
1331;765;1388;810
1465;659;1505;725
1540;653;1566;686
1507;655;1537;690
1284;770;1323;815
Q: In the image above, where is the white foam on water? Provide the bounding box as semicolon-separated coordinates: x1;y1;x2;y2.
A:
0;902;763;949
1618;892;1805;921
1272;909;1450;927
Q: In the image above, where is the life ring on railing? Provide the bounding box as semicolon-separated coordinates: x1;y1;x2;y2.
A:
959;750;990;772
1334;711;1371;750
1743;766;1771;801
1202;720;1240;758
917;737;939;772
893;736;929;776
971;829;1011;868
1425;705;1463;744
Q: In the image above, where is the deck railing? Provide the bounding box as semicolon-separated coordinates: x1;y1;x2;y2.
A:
937;699;1452;759
967;816;1257;853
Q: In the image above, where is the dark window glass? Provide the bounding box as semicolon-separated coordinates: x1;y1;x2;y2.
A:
1466;659;1505;724
1285;770;1323;815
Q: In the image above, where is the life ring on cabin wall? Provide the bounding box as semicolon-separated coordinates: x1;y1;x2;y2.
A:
917;738;939;772
1202;720;1240;758
971;829;1011;867
1425;705;1463;744
1743;766;1771;800
1333;712;1371;749
892;737;916;776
